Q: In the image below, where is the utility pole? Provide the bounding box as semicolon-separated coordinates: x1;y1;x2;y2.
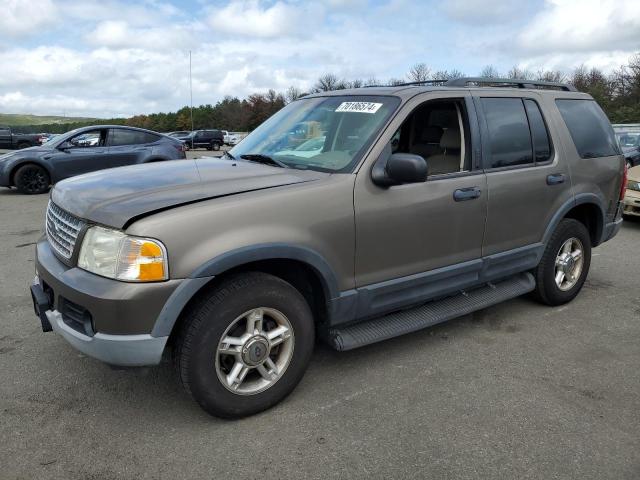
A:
189;50;194;132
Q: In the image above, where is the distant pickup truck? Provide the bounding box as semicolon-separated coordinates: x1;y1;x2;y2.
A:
0;126;42;150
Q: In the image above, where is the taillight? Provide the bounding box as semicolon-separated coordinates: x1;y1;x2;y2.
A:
620;162;628;201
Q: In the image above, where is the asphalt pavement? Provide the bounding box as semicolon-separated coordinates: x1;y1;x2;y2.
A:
0;187;639;480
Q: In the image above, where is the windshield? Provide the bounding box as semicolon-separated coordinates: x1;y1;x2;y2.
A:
229;95;400;172
616;132;640;148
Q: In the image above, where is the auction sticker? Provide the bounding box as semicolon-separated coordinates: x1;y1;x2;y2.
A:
335;102;383;114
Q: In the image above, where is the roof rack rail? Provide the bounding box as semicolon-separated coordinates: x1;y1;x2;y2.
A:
443;77;577;92
363;80;449;88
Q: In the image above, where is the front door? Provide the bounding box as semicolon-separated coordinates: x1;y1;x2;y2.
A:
354;93;487;318
49;128;109;180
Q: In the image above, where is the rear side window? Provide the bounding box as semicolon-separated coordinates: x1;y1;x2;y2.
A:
109;129;160;146
524;99;552;163
555;99;620;158
480;98;533;168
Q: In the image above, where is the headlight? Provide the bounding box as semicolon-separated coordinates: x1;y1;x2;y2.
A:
78;226;168;282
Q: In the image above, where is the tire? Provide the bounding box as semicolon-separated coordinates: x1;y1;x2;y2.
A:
14;164;50;194
532;218;591;306
174;272;315;418
211;141;220;151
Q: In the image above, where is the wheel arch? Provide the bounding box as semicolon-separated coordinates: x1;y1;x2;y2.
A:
10;160;53;186
543;194;606;248
152;244;340;339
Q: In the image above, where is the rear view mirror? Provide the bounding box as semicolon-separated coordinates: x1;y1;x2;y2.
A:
372;147;428;186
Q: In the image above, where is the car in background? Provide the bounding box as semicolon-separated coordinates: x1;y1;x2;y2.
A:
613;124;640;168
0;126;43;149
184;129;224;150
623;165;640;217
0;125;186;194
167;131;192;142
277;136;326;158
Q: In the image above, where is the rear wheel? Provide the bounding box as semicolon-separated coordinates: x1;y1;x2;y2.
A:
174;272;314;418
16;142;31;150
532;219;591;306
14;164;50;194
211;141;220;151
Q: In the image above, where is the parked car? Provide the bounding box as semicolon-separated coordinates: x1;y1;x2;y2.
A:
613;124;640;168
0;126;43;149
185;129;224;150
0;125;186;194
623;165;640;217
277;135;326;158
167;131;192;142
30;78;625;418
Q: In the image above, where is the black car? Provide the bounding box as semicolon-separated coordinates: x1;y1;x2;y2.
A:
167;131;192;142
0;126;43;149
0;125;186;194
185;129;224;150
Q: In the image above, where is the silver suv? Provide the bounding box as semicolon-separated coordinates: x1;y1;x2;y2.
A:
30;78;626;418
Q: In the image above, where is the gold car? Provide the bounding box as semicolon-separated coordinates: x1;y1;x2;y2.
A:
624;165;640;217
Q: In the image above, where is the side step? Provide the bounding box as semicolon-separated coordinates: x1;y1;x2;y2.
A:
328;272;535;351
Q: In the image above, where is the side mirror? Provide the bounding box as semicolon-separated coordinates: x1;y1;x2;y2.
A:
57;141;72;151
372;148;428;186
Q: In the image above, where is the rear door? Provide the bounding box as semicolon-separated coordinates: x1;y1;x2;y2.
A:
107;128;159;166
474;92;573;256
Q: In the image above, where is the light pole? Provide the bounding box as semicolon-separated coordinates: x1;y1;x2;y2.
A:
189;50;194;132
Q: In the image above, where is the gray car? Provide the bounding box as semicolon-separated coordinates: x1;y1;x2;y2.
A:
30;78;625;418
0;125;187;194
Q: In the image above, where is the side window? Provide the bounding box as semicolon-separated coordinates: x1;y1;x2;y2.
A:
555;99;620;158
480;98;532;168
109;129;159;146
392;99;471;176
68;129;105;148
524;99;552;163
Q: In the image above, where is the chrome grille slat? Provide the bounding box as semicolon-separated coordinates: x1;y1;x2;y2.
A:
45;201;85;260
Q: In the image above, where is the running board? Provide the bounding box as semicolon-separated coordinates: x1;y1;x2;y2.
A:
328;272;535;351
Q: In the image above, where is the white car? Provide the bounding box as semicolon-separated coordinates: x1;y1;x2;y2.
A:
276;136;326;158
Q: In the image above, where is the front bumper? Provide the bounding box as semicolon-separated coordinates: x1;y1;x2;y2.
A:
34;238;182;366
623;189;640;217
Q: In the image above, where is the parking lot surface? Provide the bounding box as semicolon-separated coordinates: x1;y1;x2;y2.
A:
1;189;639;480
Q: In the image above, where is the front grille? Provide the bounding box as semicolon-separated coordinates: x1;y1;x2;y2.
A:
46;201;85;260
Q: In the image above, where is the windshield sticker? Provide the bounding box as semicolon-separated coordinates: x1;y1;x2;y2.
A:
335;102;383;114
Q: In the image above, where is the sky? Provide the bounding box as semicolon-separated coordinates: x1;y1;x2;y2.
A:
0;0;638;118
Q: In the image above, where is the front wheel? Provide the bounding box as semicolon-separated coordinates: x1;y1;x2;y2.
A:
14;164;50;194
174;272;315;418
532;218;592;306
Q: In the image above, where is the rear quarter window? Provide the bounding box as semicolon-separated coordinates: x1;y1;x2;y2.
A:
555;99;620;158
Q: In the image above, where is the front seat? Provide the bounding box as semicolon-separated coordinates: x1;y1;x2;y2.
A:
427;127;461;176
410;125;443;159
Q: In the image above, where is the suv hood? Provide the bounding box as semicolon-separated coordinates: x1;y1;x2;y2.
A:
51;157;327;228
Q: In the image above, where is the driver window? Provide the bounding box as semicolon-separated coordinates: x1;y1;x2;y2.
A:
68;129;106;148
391;99;471;176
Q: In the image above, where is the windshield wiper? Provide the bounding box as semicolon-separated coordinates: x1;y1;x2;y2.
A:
222;151;236;160
240;153;288;168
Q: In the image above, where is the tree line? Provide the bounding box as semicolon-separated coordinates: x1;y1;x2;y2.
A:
13;52;639;135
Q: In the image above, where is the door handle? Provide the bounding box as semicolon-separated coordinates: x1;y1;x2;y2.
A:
547;173;565;185
453;187;481;202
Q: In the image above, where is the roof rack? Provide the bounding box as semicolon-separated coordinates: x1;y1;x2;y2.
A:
443;77;577;92
363;80;449;88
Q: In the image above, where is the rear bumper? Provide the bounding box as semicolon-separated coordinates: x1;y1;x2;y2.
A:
602;201;624;242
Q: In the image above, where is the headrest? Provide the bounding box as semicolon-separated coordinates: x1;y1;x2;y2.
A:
440;128;460;150
420;125;443;143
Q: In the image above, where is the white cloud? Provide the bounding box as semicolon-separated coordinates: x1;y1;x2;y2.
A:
87;20;196;50
518;0;640;54
0;0;57;37
443;0;531;25
208;1;325;38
